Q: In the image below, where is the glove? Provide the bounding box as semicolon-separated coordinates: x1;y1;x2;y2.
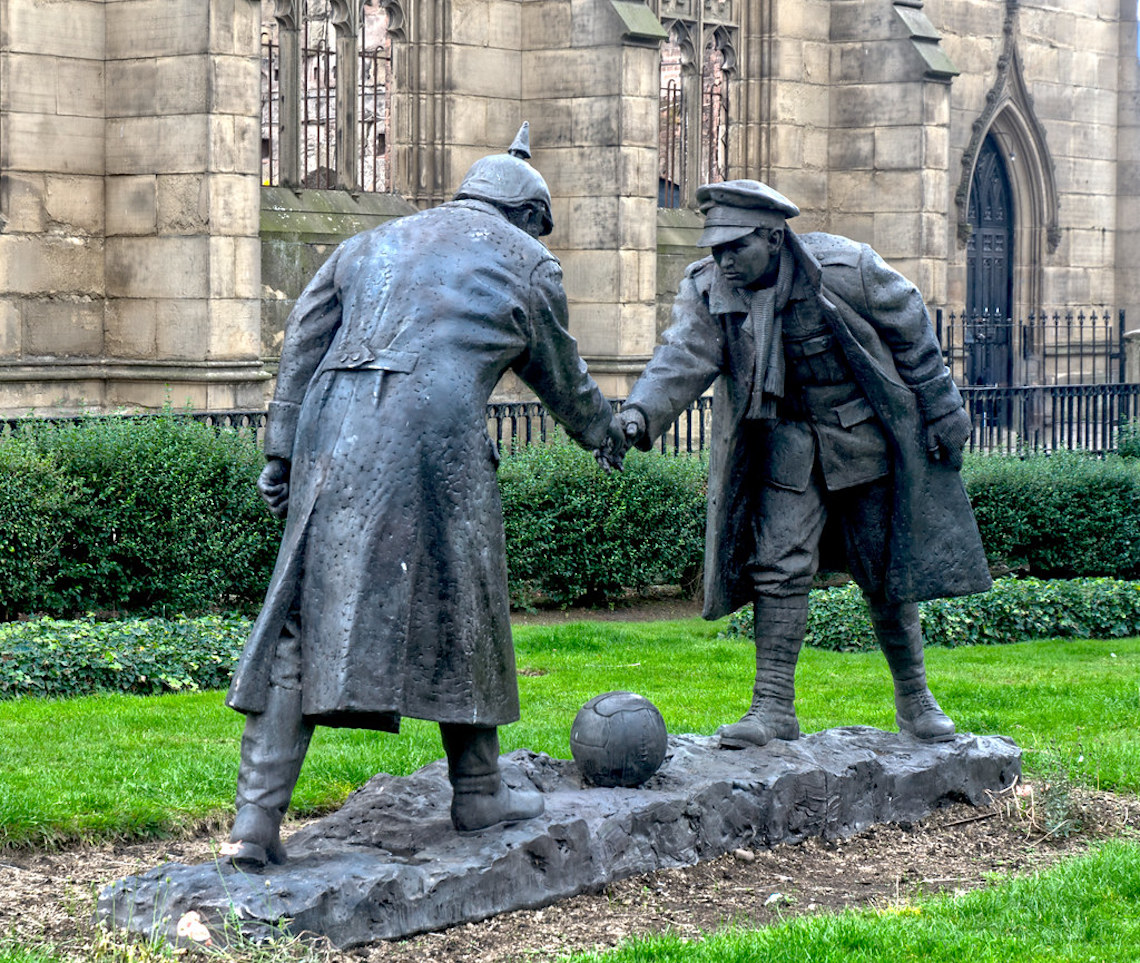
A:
925;407;971;470
258;457;292;518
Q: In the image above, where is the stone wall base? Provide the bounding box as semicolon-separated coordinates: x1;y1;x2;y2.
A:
0;361;269;416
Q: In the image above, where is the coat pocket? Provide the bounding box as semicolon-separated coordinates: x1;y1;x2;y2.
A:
762;419;815;493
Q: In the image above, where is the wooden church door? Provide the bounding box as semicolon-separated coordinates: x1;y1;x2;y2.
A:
966;134;1015;387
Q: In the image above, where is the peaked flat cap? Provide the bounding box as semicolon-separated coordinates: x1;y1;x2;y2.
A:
696;179;800;247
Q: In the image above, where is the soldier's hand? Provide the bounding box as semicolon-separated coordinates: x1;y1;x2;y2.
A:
258;457;292;518
925;407;971;470
618;408;647;449
594;415;628;473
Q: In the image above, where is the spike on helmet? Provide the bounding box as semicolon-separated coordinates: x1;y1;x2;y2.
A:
454;122;554;236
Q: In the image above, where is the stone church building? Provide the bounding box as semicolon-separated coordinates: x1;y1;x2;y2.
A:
1;0;1137;415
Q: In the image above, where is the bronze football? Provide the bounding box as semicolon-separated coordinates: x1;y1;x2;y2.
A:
570;691;667;788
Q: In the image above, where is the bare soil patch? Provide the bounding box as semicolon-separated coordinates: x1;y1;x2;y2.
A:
510;591;703;627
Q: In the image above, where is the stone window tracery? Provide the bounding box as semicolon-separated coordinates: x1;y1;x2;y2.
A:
261;0;396;192
652;1;737;208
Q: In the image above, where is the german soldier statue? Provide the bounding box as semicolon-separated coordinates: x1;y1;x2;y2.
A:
224;126;625;867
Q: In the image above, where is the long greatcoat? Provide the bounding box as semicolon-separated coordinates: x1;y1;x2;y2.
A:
624;231;992;620
226;199;615;730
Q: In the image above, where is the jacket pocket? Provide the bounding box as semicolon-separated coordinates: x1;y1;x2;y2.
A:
762;419;815;493
834;395;875;429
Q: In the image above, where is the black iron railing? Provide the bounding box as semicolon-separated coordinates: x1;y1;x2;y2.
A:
659;78;683;208
1;410;269;437
488;397;717;457
488;387;1140;457
8;384;1140;458
935;308;1126;388
487;401;552;451
961;383;1140;456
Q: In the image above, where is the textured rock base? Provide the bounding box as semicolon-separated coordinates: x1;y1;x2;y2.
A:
97;727;1020;948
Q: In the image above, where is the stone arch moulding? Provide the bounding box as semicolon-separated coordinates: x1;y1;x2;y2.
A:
329;0;361;34
273;0;299;31
377;0;406;41
955;45;1060;261
662;18;698;67
707;24;737;74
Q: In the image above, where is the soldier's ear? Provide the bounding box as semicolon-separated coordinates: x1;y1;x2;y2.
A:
768;228;784;252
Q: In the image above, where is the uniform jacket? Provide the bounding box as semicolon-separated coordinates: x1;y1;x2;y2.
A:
226;199;615;728
624;231;992;619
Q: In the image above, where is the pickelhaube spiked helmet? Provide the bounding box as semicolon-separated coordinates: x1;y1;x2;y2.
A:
454;123;554;236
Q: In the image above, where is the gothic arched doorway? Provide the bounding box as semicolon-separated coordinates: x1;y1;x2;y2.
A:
965;134;1015;387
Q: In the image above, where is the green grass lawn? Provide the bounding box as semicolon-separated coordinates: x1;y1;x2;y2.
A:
1;617;1138;848
0;950;55;963
2;616;1140;962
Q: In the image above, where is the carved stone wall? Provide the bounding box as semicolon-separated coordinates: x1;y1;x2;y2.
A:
0;0;106;412
256;0;669;401
938;0;1116;316
517;0;665;397
378;0;667;400
820;1;957;297
1118;0;1140;338
2;0;1137;414
711;0;1136;321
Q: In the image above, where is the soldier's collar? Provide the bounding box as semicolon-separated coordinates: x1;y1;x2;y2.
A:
447;197;508;220
707;268;752;315
784;229;822;297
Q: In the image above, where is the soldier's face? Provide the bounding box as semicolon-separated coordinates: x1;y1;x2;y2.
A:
712;229;783;288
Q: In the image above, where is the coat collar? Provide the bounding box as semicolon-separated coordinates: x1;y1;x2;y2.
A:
444;197;509;221
706;267;752;315
784;229;822;302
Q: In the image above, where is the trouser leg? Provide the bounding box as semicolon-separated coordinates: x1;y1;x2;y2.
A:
868;599;955;742
230;615;314;867
440;723;544;832
721;472;824;750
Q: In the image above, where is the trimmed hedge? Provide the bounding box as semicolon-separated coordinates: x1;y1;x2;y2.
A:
0;415;281;620
6;414;1140;617
964;452;1140;579
499;440;706;607
5;577;1140;699
0;422;706;616
723;577;1140;651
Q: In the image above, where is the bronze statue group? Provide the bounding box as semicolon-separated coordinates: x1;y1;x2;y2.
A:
223;127;990;869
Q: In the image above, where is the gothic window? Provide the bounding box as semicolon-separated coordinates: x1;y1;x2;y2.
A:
658;33;685;207
261;0;393;192
656;6;735;209
700;33;729;186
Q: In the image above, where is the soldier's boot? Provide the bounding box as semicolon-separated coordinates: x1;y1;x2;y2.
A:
441;723;544;833
870;600;956;743
718;595;806;749
229;683;314;868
